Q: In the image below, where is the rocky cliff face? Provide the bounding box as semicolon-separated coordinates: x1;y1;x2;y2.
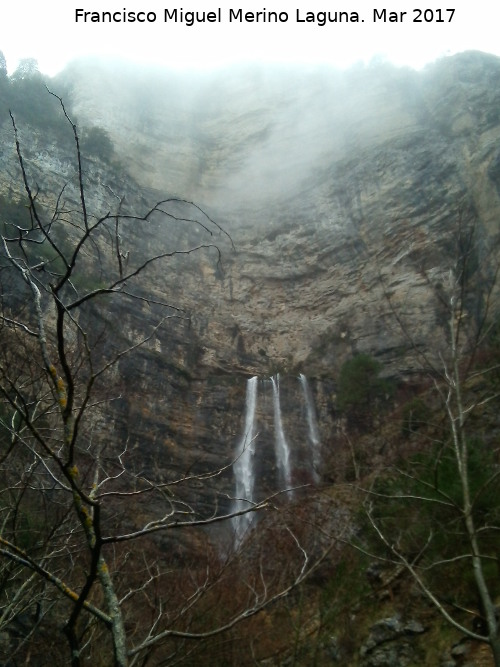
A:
2;50;500;519
62;51;500;378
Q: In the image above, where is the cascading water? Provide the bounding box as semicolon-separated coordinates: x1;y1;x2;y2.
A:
299;373;321;484
270;374;293;492
231;373;321;546
232;376;258;543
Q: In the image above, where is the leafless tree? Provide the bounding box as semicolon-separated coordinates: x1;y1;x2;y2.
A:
353;212;500;664
0;93;330;666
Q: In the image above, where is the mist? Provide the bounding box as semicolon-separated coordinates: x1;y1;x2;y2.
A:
57;56;426;231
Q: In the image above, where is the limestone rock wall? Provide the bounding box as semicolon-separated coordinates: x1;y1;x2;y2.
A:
61;51;500;380
2;51;500;515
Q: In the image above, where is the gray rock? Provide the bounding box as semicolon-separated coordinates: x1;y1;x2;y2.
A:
404;620;425;634
360;615;426;667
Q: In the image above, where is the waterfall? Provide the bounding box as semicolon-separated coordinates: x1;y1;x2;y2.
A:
299;373;321;484
270;374;293;492
231;373;320;546
232;376;258;543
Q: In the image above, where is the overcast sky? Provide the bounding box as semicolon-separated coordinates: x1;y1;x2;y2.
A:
1;0;499;75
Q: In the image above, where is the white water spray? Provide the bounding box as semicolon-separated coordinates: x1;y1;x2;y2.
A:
232;376;258;543
299;373;321;484
270;374;292;492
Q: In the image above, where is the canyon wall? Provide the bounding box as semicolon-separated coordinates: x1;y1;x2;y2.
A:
62;51;500;378
2;50;500;520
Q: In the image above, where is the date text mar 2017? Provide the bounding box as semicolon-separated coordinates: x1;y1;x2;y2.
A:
373;8;455;22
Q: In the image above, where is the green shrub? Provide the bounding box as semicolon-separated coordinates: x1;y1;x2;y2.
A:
337;353;394;428
81;126;115;162
401;397;432;436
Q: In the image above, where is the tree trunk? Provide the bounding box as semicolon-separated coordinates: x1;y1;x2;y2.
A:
98;557;128;667
490;635;500;667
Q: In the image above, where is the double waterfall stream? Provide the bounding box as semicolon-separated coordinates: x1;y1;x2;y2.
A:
232;374;321;545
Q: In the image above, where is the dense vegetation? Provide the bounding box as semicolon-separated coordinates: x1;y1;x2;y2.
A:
0;51;114;161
